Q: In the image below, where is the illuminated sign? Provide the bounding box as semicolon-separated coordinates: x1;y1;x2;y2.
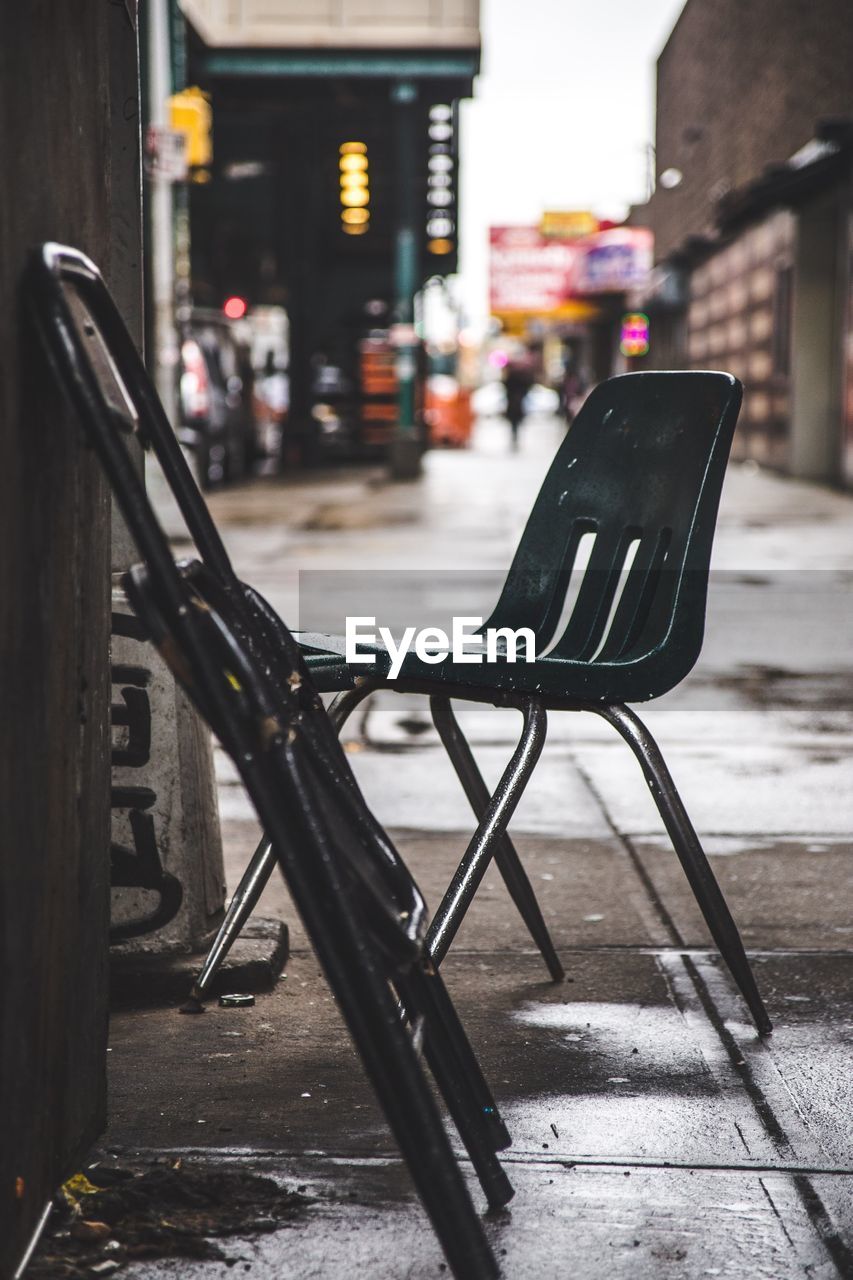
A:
340;142;370;235
426;104;456;262
489;226;581;315
540;210;599;240
620;312;650;357
575;228;653;294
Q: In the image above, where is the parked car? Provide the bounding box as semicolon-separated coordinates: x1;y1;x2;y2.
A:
177;310;255;488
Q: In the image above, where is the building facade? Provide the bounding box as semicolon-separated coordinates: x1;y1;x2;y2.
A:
639;0;853;484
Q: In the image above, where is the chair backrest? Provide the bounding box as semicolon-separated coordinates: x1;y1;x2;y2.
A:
27;242;238;589
485;371;741;675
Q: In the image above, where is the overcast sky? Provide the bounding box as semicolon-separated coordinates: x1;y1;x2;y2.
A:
457;0;687;328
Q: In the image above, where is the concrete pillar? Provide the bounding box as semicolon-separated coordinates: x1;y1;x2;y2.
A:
110;595;226;953
109;0;227;959
790;190;845;482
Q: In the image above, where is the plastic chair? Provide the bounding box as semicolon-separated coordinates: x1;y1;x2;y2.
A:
27;242;512;1280
201;370;773;1036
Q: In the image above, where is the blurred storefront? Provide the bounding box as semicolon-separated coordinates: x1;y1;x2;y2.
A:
488;221;653;387
178;0;480;467
635;0;853;486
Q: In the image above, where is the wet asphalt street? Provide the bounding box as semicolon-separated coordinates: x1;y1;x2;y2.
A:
105;414;853;1278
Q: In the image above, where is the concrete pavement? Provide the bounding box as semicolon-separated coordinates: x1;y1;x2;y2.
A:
97;414;853;1278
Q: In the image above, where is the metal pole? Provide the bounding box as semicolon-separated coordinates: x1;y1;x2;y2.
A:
389;79;422;479
147;0;178;425
169;0;192;318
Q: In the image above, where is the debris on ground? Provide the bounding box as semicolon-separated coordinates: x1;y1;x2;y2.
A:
218;993;255;1008
29;1160;312;1278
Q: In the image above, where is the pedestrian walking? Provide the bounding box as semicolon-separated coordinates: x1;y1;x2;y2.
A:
503;358;533;450
559;362;586;426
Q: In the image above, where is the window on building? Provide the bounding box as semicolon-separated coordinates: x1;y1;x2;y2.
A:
772;264;793;376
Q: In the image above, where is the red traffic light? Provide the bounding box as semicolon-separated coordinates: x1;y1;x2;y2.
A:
223;295;248;320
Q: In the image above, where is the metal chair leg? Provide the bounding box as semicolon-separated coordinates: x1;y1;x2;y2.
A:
427;697;547;965
397;965;514;1210
431;695;564;981
327;679;379;732
593;702;772;1036
185;681;379;1009
184;833;277;1008
321;693;515;1165
339;962;501;1279
268;816;500;1278
278;747;501;1279
406;958;512;1152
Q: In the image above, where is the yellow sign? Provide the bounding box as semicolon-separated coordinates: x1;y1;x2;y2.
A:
540;210;599;241
169;87;212;168
493;300;601;334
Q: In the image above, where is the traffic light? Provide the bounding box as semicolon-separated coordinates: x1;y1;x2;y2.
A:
223;296;248;320
340;141;370;236
169;86;212;173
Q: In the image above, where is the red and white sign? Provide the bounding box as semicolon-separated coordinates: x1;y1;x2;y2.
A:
489;226;580;315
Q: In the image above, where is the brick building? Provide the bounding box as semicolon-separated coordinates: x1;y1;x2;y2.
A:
637;0;853;484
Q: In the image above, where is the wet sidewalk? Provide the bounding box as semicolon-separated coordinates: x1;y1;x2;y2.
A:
102;417;853;1278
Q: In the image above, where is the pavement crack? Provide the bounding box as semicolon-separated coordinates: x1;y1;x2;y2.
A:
759;1176;797;1252
118;1145;853;1178
733;1120;752;1158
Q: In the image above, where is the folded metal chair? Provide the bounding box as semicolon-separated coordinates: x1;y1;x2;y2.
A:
28;241;513;1280
197;369;774;1036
